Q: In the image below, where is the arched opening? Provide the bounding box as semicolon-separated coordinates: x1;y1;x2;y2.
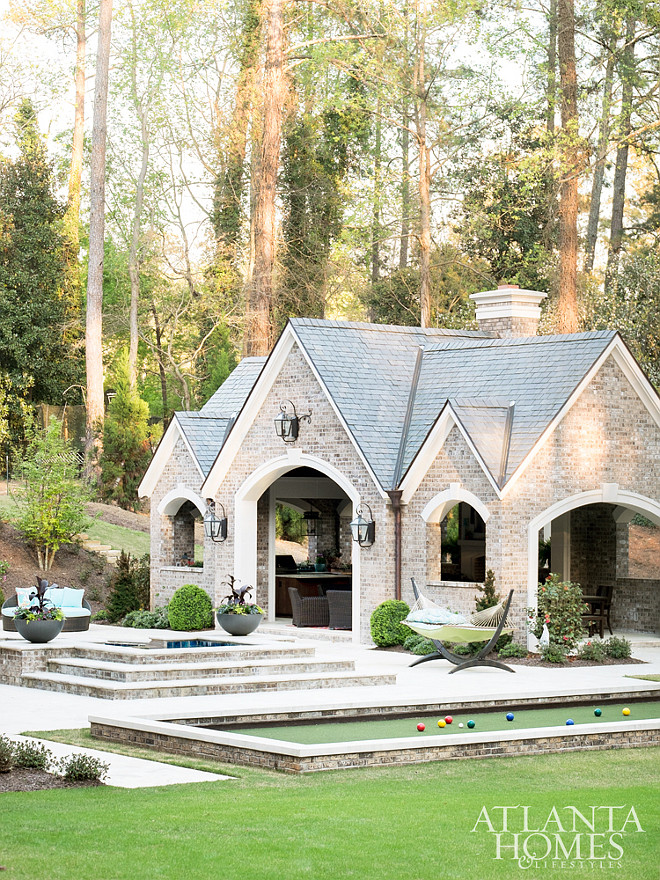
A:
422;487;490;586
234;454;361;639
528;489;660;638
157;489;206;570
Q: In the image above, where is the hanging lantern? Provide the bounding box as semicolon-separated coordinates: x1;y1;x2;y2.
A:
204;500;227;543
303;508;320;537
274;399;311;443
350;504;375;547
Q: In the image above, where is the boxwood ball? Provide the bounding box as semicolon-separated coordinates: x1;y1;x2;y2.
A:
437;720;446;728
444;715;453;725
622;707;631;716
417;723;425;731
506;712;515;722
467;720;476;729
566;719;575;726
594;708;602;717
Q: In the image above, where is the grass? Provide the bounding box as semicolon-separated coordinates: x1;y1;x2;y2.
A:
83;519;151;558
1;746;658;879
626;674;660;682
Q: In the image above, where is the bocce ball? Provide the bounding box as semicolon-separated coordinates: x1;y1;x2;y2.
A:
437;720;446;728
622;707;631;716
417;723;425;731
594;708;602;717
458;723;464;728
506;712;515;722
566;719;575;726
445;715;453;725
467;720;476;729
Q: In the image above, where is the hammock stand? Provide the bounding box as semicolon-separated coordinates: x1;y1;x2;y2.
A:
405;578;516;674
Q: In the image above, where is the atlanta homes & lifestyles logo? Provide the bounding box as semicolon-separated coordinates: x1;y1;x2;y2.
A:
471;805;645;870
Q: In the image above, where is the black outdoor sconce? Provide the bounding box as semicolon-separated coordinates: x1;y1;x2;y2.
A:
204;500;227;543
303;506;320;537
350;503;375;547
274;399;311;443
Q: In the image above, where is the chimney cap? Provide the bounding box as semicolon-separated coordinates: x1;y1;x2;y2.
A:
470;287;547;315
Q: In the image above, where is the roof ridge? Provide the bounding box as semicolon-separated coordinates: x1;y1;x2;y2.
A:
290;317;487;338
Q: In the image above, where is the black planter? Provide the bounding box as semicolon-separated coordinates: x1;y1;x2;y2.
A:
216;612;263;636
14;616;65;644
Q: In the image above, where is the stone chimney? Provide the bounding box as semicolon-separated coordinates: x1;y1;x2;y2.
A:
470;285;547;338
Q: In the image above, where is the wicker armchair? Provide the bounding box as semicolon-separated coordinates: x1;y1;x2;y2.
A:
288;587;329;627
327;590;352;630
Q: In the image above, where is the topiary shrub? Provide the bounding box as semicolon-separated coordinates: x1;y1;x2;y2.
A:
13;740;52;770
497;641;527;658
402;633;435;655
168;584;214;631
369;600;410;646
604;636;632;659
123;607;170;629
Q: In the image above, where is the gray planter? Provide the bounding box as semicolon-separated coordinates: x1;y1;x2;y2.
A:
14;616;65;644
216;612;263;636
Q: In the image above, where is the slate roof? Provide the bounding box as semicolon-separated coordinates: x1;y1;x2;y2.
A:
175;320;617;490
174;357;266;476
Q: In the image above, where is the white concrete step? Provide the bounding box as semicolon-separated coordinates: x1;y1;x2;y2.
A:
21;669;397;700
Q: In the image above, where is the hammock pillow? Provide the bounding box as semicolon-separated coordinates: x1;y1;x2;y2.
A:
406;607;467;626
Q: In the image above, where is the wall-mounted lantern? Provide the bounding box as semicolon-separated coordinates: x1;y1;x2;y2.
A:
303;506;320;537
350;503;375;547
204;499;227;543
274;399;311;443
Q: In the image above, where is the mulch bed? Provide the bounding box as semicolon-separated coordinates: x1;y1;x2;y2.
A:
373;646;644;667
0;768;104;793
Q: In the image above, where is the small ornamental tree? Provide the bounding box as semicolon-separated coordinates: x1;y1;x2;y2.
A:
106;551;150;622
475;569;500;612
11;417;89;570
529;573;588;651
100;351;158;510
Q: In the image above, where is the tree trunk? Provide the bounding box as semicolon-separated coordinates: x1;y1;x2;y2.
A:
150;300;169;421
371;105;381;286
414;2;431;328
584;47;616;273
66;0;85;230
85;0;113;474
127;3;150;388
605;17;636;293
547;0;557;133
557;0;579;334
245;0;286;356
400;101;410;269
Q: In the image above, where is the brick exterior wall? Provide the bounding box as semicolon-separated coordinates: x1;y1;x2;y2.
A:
477;316;541;337
148;347;660;641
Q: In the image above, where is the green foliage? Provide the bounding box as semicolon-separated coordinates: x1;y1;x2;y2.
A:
100;351;156;510
497;641;527;658
57;753;109;782
362;247;481;328
13;740;52;770
197;324;239;404
168;584;214;631
475;569;500;612
0;735;14;772
276;504;304;542
577;640;607;662
540;643;568;664
92;610;111;622
0;99;83;446
604;636;632;659
402;634;436;655
369;599;410;647
530;573;588;651
106;551;151;623
10;418;89;570
122;606;170;629
454;117;556;291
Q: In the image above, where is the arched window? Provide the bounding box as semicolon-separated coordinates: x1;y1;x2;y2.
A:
438;502;486;582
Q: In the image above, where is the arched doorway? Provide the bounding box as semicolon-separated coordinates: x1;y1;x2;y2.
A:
527;488;660;640
234;453;361;640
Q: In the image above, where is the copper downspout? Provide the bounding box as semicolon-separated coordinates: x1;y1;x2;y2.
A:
387;490;403;601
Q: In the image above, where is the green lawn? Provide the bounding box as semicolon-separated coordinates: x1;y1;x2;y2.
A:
627;674;660;683
82;519;151;557
1;747;658;879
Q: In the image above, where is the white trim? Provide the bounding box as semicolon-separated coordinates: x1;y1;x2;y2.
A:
267;488;276;622
526;486;660;648
157;486;207;517
233;452;363;643
400;403;501;503
503;337;660;497
420;486;491;524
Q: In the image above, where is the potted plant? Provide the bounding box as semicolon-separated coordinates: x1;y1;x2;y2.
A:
314;555;326;572
13;577;65;643
216;575;263;636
